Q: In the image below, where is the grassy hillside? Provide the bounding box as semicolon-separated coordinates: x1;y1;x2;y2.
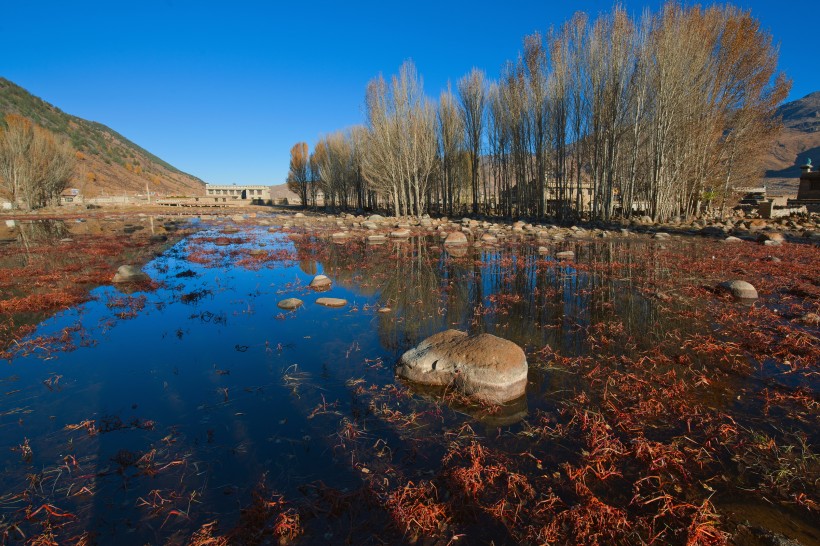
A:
0;77;205;198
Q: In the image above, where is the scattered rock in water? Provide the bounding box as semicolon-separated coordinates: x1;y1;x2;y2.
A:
555;250;575;259
538;246;549;254
309;274;332;290
363;221;378;230
294;213;305;218
222;227;240;235
378;307;392;313
112;265;150;284
719;280;758;300
653;232;671;240
723;236;742;244
367;234;387;243
277;298;303;310
316;297;347;308
331;232;349;240
367;214;385;222
763;255;782;263
397;329;528;404
444;232;468;245
390;229;411;238
481;233;498;244
213;237;233;246
149;234;168;243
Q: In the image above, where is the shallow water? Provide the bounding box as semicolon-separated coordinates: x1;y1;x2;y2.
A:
0;218;817;544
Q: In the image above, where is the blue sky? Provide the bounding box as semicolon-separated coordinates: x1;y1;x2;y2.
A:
1;1;817;186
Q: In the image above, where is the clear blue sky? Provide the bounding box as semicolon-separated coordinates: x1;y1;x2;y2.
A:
1;1;817;186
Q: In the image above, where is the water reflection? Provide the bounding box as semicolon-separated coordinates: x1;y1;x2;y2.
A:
1;223;772;543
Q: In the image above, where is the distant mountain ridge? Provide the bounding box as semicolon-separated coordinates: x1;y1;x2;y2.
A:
0;77;205;198
763;91;820;191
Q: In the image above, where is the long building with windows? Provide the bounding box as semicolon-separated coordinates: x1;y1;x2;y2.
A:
205;184;270;202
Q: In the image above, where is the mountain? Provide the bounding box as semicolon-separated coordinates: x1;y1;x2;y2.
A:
762;91;820;194
0;77;205;198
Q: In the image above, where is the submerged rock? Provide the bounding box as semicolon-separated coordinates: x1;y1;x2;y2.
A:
112;265;150;284
555;250;575;259
277;298;303;310
397;329;528;404
719;280;758;300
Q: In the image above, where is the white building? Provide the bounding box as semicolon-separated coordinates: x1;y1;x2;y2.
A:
205;184;270;202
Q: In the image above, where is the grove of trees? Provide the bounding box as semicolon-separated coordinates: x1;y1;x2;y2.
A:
288;3;789;222
0;114;75;210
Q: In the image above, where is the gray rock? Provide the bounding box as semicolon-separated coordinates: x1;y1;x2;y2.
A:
112;265;150;284
719;280;758;300
397;330;528;404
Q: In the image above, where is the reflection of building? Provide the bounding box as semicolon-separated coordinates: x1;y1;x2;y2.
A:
205;184;270;203
786;161;820;213
60;188;82;205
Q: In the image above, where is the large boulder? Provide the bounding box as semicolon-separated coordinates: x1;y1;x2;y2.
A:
112;265;150;284
397;330;528;404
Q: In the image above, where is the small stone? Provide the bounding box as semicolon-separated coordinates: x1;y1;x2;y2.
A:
378;307;392;313
389;229;411;238
555;250;575;259
723;236;742;243
367;234;387;243
277;298;303;310
316;297;347;308
538;246;549;254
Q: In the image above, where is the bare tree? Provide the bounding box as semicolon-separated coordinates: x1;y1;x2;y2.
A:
458;68;487;215
286;142;310;207
0;114;75;210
